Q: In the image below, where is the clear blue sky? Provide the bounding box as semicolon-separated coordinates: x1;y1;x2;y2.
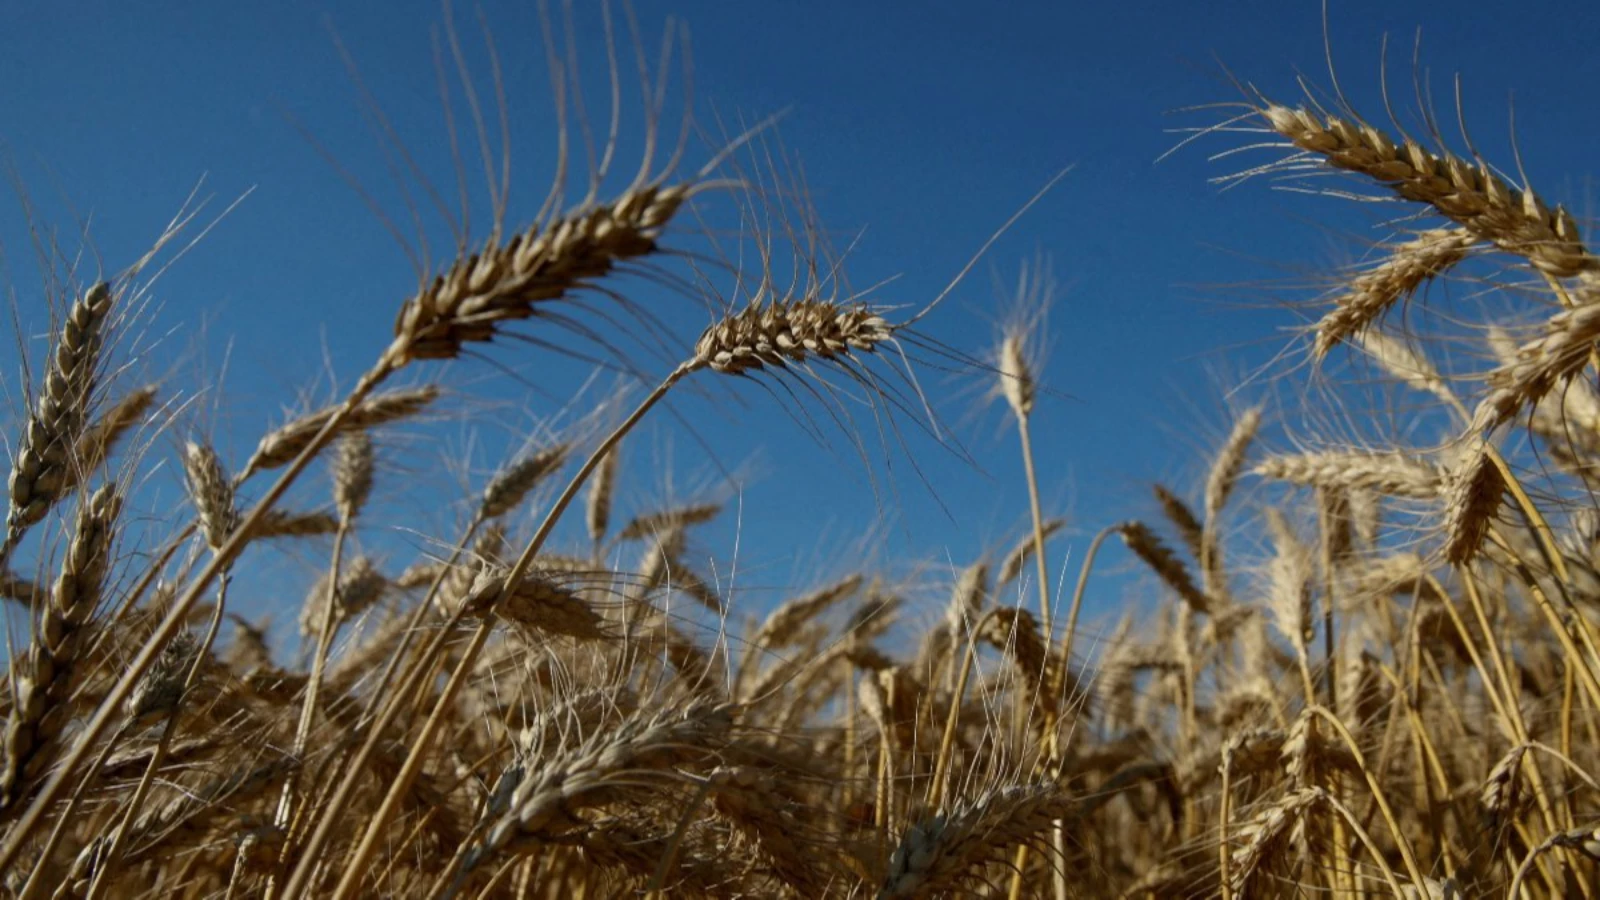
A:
3;1;1598;642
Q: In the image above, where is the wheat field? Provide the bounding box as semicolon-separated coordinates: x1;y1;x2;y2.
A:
1;5;1598;898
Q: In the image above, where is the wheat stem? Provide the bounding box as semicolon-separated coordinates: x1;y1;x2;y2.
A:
328;363;690;898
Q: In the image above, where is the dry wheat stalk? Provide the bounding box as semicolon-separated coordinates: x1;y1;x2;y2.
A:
1316;230;1475;359
1258;103;1595;279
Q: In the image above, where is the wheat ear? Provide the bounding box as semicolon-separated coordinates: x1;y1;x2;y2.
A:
5;284;114;558
0;484;122;813
1118;520;1211;614
1258;103;1595;278
1314;229;1475;359
1254;450;1444;498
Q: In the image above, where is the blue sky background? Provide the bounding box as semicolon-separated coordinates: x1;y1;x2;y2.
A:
3;1;1598;649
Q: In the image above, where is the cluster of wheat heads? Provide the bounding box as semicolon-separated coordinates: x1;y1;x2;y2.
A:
5;9;1600;900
